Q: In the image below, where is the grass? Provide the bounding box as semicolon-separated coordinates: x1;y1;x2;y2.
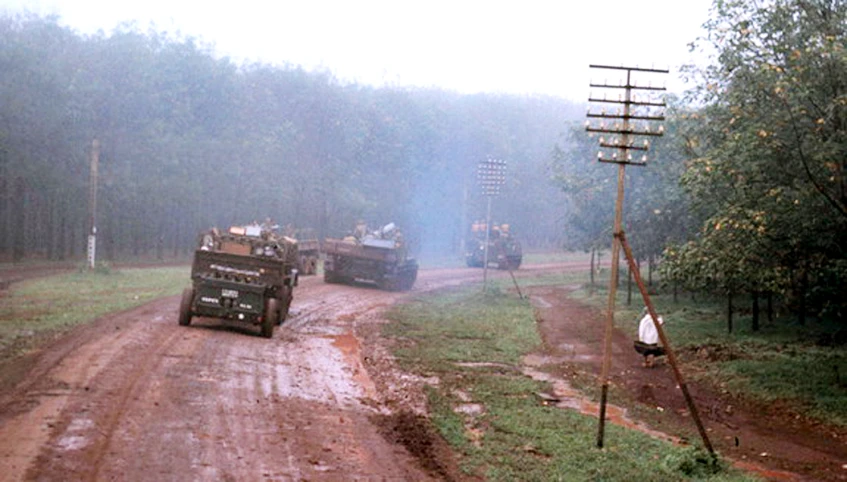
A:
417;253;467;269
522;250;592;265
575;272;847;428
415;249;591;270
0;265;189;360
384;283;754;481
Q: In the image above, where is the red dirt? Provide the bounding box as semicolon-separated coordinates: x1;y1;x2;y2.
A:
0;263;844;481
528;285;847;482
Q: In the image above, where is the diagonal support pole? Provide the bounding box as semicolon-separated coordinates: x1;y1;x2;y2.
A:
617;230;715;456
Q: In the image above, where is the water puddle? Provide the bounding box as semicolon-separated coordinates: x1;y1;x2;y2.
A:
521;360;680;444
732;460;804;481
327;332;378;400
530;295;552;308
55;418;95;451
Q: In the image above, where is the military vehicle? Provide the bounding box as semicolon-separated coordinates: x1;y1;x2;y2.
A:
465;222;522;270
322;222;417;291
294;228;320;275
179;224;299;338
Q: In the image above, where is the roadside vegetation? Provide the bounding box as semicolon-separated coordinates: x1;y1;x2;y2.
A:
385;276;754;481
574;272;847;428
553;0;847;342
0;266;188;362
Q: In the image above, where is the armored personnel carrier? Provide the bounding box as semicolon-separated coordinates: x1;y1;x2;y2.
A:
465;222;522;270
179;224;299;338
322;222;417;291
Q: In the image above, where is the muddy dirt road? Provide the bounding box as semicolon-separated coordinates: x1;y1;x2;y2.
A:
0;264;844;481
0;265;560;481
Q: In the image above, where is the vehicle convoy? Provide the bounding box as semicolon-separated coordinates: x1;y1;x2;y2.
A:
322;221;418;291
179;224;299;338
465;221;522;270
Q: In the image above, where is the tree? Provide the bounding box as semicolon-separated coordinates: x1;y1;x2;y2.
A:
670;0;847;322
0;13;582;263
551;98;698;293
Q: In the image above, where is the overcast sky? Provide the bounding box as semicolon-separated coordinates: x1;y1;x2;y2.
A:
1;0;714;101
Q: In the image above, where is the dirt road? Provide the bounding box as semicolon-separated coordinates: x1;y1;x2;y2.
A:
0;264;844;481
0;265;539;481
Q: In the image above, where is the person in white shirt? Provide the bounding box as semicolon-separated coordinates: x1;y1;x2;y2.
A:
634;308;665;368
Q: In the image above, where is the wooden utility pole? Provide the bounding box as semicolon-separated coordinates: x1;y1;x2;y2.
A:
585;64;715;456
87;139;100;270
585;65;666;448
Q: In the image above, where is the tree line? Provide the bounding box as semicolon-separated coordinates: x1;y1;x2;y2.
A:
0;13;580;263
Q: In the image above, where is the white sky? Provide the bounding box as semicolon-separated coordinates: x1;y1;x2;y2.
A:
1;0;714;101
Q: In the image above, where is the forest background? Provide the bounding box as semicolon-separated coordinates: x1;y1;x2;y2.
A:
0;13;578;263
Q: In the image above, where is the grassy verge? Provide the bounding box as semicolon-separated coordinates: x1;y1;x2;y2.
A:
522;251;592;265
385;282;753;481
0;265;189;360
416;249;591;270
573;277;847;428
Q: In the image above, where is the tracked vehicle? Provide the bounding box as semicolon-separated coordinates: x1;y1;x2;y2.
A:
322;222;417;291
179;225;299;338
465;222;522;270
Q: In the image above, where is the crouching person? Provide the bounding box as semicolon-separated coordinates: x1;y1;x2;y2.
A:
634;308;665;368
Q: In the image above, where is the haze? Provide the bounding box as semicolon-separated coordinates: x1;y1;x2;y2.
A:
2;0;712;99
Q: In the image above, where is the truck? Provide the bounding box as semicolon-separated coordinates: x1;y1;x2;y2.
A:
178;225;299;338
322;222;417;291
465;222;522;270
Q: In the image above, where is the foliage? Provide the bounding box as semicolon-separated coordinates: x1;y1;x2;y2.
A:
549;122;614;253
661;446;725;477
550;97;698;265
0;13;580;264
580;279;847;427
666;0;847;320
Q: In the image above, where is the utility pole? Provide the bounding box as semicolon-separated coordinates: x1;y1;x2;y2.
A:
477;158;506;291
586;65;715;456
586;64;665;447
87;139;100;270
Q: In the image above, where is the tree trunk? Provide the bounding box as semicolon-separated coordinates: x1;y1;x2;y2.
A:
626;259;633;305
48;194;59;261
0;158;7;260
13;177;25;262
589;247;596;294
104;198;115;262
767;291;773;324
752;291;760;332
172;213;180;258
647;255;653;287
727;291;734;334
57;199;66;261
156;218;165;261
799;267;807;326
